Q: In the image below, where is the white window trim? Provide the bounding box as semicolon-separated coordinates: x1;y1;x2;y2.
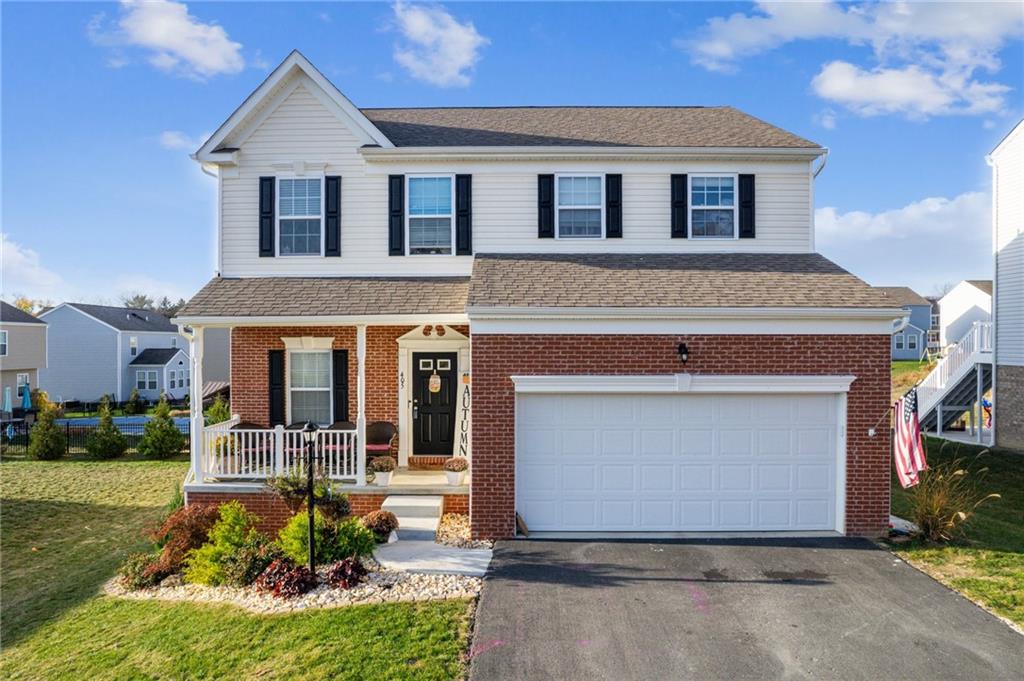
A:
895;333;904;350
16;373;29;397
554;173;605;240
688;173;739;240
0;330;7;356
907;334;918;350
136;369;158;390
276;174;325;258
286;349;334;427
405;173;456;257
129;336;138;356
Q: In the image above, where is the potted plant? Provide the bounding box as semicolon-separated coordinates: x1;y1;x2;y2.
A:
443;457;469;485
369;456;397;486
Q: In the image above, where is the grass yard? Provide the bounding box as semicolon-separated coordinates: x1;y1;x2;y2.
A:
891;359;935;402
0;459;473;679
890;436;1024;626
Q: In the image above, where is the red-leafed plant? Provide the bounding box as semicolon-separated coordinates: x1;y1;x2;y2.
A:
254;559;317;598
147;504;220;575
324;558;367;590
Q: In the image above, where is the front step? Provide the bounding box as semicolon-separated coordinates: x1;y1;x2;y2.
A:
382;495;443;541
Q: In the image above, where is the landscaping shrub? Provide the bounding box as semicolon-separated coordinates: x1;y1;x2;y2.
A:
278;509;334;564
84;397;127;459
361;510;399;542
123;388;144;416
443;457;468;472
205;394;231;426
27;405;65;460
222;537;285;587
254;558;317;598
184;501;263;586
369;456;397;473
118;552;164;590
148;504;220;574
137;398;186;459
324;558;367;590
334;517;378;558
909;450;1001;542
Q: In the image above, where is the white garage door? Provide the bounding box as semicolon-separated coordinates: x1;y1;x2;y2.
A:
516;393;840;532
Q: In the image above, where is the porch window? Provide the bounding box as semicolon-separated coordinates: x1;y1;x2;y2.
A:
16;373;29;398
556;175;603;238
136;370;157;390
289;351;332;425
278;178;323;256
407;176;454;255
690;175;736;238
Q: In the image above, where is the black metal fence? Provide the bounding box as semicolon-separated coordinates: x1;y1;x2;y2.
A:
0;420;191;457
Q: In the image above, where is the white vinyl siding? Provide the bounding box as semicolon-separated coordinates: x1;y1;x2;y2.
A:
992;124;1024;366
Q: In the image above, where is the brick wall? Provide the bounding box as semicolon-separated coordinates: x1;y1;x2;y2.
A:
470;333;891;540
996;365;1024;450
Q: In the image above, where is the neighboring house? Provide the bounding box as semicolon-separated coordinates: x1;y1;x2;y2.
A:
129;348;191;402
38;303;188;403
926;296;941;354
989;119;1024;450
938;280;992;348
0;301;47;407
877;287;930;360
177;51;904;540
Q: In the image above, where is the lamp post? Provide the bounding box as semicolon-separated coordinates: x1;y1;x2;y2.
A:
301;421;320;574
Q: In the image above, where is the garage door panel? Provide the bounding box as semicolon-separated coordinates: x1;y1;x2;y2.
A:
517;393;839;533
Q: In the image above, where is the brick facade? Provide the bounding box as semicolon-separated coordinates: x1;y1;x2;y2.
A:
470;333;891;540
996;365;1024;450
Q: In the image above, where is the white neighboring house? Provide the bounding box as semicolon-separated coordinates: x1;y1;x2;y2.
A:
988;119;1024;450
938;280;992;348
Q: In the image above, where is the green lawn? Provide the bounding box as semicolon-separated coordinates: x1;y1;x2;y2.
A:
0;459;473;679
890;436;1024;625
891;359;935;402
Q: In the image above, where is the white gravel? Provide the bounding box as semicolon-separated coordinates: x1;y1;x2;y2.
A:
436;513;494;550
105;560;481;614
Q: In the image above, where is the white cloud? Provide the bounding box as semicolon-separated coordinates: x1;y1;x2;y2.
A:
88;0;244;80
816;191;989;241
681;1;1023;118
392;1;489;87
158;130;205;150
1;233;65;301
814;108;837;130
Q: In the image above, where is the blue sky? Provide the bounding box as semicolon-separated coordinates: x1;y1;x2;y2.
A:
2;1;1022;305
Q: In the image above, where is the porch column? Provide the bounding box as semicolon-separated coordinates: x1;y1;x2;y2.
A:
189;326;205;484
356;324;367;486
976;364;984;444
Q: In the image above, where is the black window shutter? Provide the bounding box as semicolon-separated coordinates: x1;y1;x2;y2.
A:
259;177;275;256
538;174;554;238
670;174;688;238
738;174;755;239
455;174;472;255
388;175;405;256
332;349;349;422
324;176;341;256
268;349;285;426
605;174;622;238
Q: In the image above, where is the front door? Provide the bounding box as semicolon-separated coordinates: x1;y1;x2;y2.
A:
412;352;458;456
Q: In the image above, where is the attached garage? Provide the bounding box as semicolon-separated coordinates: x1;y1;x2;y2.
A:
513;375;852;534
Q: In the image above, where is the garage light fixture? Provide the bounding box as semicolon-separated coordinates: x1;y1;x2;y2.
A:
677;343;689;364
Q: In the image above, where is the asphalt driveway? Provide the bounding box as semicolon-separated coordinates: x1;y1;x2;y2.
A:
469;538;1023;681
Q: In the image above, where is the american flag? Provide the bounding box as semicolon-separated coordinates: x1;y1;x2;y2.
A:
893;388;928;488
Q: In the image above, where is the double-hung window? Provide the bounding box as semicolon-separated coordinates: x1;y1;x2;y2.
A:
136;370;157;390
278;177;323;256
0;330;7;356
129;336;138;356
169;370;177;389
690;175;737;238
289;351;332;425
556;175;603;238
908;334;918;351
407;175;454;255
16;373;29;397
895;333;904;350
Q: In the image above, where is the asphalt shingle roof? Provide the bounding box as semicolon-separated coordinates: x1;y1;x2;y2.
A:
66;304;178;332
468;253;894;309
0;301;45;324
967;280;993;296
361;107;821;149
129;348;184;366
177;277;471;318
875;287;931;308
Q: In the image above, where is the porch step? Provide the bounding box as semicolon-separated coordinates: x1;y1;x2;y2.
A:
394;516;440;542
382;495;443;519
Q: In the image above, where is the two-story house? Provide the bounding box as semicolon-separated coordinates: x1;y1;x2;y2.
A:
877;287;931;360
0;301;47;409
938;280;992;349
176;51;904;540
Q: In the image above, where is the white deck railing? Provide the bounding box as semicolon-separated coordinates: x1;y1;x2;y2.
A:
202;418;360;483
917;321;993;413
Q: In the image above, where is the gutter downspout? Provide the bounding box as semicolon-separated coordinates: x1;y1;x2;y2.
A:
813;148;829;178
985;153;998;446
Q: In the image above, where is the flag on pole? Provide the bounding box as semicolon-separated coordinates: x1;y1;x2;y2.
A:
893;388;928;488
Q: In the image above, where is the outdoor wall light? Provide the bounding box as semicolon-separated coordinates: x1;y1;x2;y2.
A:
677;343;690;364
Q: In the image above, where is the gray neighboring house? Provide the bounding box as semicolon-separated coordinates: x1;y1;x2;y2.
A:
38;303;190;403
0;301;47;406
877;286;931;360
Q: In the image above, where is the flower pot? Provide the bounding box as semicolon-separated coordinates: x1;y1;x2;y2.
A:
445;470;466;486
374;471;392;486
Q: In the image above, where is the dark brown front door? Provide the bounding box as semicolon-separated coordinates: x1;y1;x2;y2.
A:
412;352;457;456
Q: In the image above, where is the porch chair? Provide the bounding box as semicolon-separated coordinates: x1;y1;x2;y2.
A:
365;421;397;460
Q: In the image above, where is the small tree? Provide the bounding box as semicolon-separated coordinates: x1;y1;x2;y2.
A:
205;394;231;426
28;405;65;460
123;388;144;416
137;398;186;459
85;396;127;459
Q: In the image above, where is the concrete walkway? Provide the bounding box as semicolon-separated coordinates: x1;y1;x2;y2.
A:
375;539;492;577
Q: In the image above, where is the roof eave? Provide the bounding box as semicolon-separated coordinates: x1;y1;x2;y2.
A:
173;312;470;328
358;145;827;162
465;305;908;321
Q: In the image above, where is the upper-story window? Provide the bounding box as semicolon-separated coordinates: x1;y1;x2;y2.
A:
407;176;454;255
557;175;603;239
930;313;939;329
129;336;138;356
690;175;736;238
170;337;177;348
279;178;323;256
0;330;7;356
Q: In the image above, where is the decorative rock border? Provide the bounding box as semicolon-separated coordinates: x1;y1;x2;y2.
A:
436;513;495;550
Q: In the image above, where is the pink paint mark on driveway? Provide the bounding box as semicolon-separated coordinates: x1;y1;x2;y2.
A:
468;639;506;659
689;585;711;614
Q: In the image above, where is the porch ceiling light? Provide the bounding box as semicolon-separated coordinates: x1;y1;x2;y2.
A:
677;343;690;364
302;421;320;444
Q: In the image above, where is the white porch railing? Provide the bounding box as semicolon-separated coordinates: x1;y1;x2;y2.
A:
917;321;993;413
201;418;360;482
